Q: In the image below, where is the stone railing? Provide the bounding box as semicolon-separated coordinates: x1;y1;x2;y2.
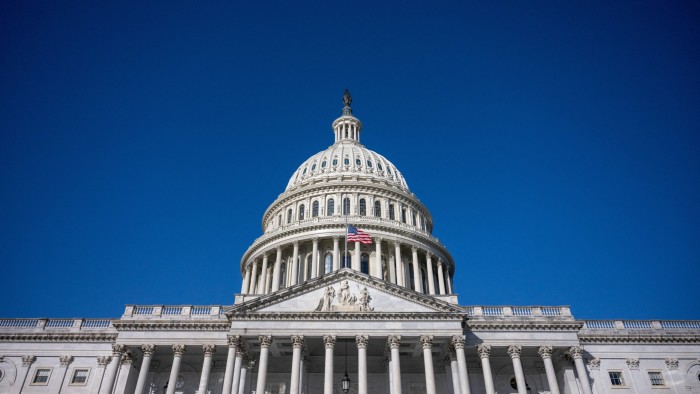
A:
466;306;572;318
0;318;113;331
583;320;700;330
121;305;226;320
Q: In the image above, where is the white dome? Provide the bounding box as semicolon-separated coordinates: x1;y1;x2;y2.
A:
285;140;410;192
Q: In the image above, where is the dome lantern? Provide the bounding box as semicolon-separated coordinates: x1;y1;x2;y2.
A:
333;89;363;143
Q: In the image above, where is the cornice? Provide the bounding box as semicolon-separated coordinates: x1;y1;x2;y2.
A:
112;320;230;332
466;320;584;331
578;333;700;344
0;333;118;342
232;312;464;321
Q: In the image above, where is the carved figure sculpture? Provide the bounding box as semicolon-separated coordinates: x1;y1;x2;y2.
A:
337;280;357;306
315;286;336;311
358;287;374;311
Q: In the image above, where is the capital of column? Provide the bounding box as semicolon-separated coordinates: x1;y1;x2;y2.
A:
228;335;242;348
356;334;369;349
447;345;457;361
112;344;127;356
507;345;522;359
393;240;402;247
21;355;36;367
141;344;156;356
411;245;418;253
375;237;383;243
172;344;186;356
626;358;639;370
387;335;402;349
203;344;216;356
333;235;340;242
312;236;319;243
477;344;491;359
426;251;432;259
569;346;583;359
323;335;336;349
291;335;305;349
59;355;74;366
451;335;465;350
245;265;251;273
121;352;136;365
538;345;553;359
293;241;299;247
259;335;273;348
96;356;111;366
420;335;434;349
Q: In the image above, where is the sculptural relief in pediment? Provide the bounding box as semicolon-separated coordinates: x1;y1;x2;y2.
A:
314;280;374;312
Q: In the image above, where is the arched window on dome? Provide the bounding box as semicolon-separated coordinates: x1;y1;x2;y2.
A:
332;158;338;166
361;253;369;274
306;255;313;280
408;263;415;290
311;163;316;171
359;199;366;216
327;199;335;216
343;198;350;216
287;209;293;224
280;262;287;289
298;204;305;220
374;200;381;217
344;157;350;166
389;204;395;220
355;158;361;166
278;214;282;226
420;267;427;294
324;253;333;274
377;162;383;171
321;160;327;168
401;208;407;223
312;201;319;217
411;209;416;226
342;252;351;269
367;160;373;168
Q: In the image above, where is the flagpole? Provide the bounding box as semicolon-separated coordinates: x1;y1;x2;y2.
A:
343;192;348;269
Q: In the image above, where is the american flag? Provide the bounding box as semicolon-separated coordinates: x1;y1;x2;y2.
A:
347;224;373;244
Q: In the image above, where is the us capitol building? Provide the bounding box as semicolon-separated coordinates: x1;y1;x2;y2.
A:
1;92;699;394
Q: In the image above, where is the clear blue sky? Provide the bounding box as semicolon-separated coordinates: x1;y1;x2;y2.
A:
1;1;698;320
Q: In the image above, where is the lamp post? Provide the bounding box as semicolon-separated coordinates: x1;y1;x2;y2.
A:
342;339;351;393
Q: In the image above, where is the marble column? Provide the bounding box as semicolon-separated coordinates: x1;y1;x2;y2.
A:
333;236;340;271
569;346;593;394
353;241;361;271
478;344;494;394
437;260;446;295
242;266;251;294
394;241;404;286
388;335;402;394
272;246;282;293
134;344;155;394
311;237;319;278
411;246;421;292
238;357;251;394
100;344;126;394
448;349;461;394
356;335;369;394
388;248;397;284
446;270;453;294
255;336;273;394
452;336;470;394
249;259;259;294
291;241;300;285
231;345;246;394
166;345;185;394
290;336;304;394
538;346;560;394
420;335;437;394
197;345;216;394
425;253;435;295
508;345;527;394
57;355;74;393
222;336;240;394
90;356;110;394
323;335;336;394
260;253;270;294
374;237;383;279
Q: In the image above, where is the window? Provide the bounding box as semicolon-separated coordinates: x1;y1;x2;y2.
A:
71;369;90;385
32;368;51;385
367;160;372;168
278;215;282;226
302;167;307;175
311;163;316;171
420;268;427;293
344;157;350;165
325;254;333;274
332;158;338;166
361;253;369;274
374;200;381;217
355;158;361;166
387;167;393;175
279;263;287;289
343;197;350;215
312;201;319;217
306;255;313;280
287;209;293;224
298;204;305;220
359;199;366;216
648;371;664;386
389;204;395;220
327;199;335;216
377;162;383;171
609;371;624;386
342;252;351;268
401;208;407;223
322;160;327;168
408;263;415;290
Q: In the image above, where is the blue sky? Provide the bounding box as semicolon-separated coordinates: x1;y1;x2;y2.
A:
1;1;698;320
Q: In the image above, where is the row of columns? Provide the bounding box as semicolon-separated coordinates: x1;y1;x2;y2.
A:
242;238;453;296
118;339;590;394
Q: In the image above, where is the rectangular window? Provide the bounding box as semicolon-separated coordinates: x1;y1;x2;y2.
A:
32;368;51;385
648;371;664;386
609;371;624;386
71;369;90;385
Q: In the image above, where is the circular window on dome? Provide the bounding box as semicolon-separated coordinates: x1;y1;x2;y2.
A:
367;160;373;168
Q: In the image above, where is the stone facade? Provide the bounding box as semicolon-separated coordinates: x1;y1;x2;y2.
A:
1;93;698;394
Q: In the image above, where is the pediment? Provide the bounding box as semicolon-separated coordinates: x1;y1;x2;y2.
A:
225;269;467;317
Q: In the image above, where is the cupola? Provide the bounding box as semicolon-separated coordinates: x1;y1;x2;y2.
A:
332;89;363;143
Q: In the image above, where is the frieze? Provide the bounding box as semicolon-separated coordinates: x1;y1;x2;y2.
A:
231;312;463;321
111;321;229;331
466;321;583;331
314;281;374;312
578;334;700;344
0;333;118;342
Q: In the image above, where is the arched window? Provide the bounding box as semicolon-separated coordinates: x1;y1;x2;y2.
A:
311;163;316;171
278;215;282;226
280;263;287;289
287;209;293;224
306;255;313;280
420;268;427;294
355;158;361;166
343;197;350;215
401;208;407;223
374;200;381;217
325;253;333;274
377;162;383;171
342;252;351;268
408;263;415;290
327;199;335;216
332;158;338;166
361;253;369;274
359;199;366;216
367;160;373;168
411;210;416;225
312;201;319;217
389;204;395;220
298;204;305;220
344;157;350;165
